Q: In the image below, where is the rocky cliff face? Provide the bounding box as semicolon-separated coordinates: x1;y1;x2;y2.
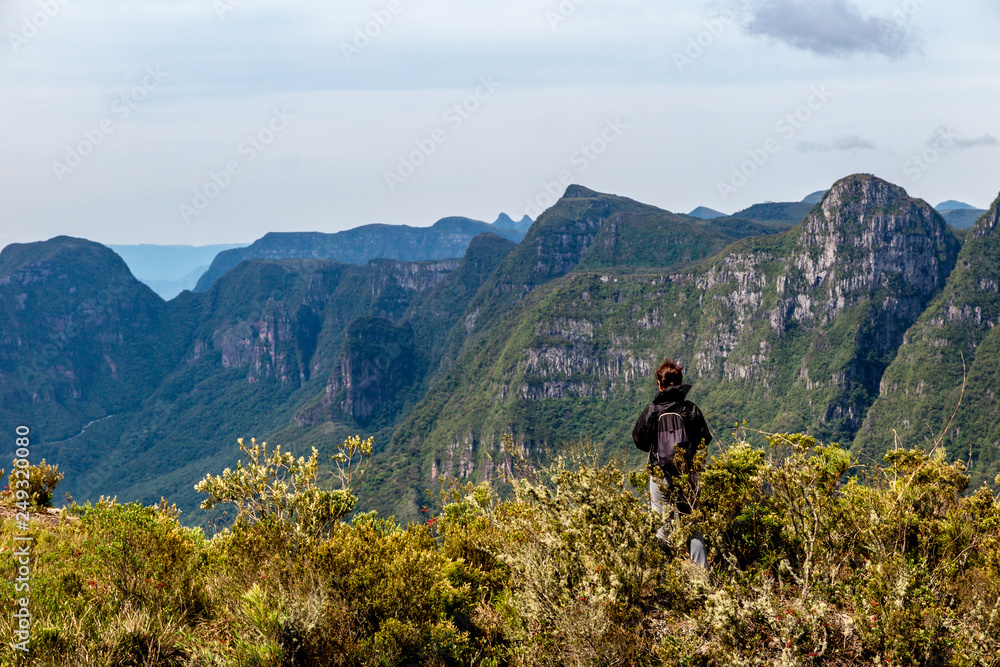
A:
857;193;1000;488
5;177;995;525
0;242;477;517
323;317;416;426
203;258;457;386
390;175;964;504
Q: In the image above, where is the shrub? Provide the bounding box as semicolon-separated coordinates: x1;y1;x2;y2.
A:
3;459;64;508
5;431;999;666
80;498;207;619
450;446;665;666
195;435;372;539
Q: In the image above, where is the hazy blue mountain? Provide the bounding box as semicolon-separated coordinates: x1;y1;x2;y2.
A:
934;202;987;230
688;206;727;220
139;265;211;300
194;217;525;293
493;213;533;232
936;200;977;211
802;190;829;205
108;244;246;292
109;243;247;299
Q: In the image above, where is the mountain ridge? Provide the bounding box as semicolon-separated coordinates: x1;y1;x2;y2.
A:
379;174;966;513
2;176;998;525
194;217;525;292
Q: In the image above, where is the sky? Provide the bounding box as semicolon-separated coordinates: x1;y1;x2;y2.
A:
1;0;999;248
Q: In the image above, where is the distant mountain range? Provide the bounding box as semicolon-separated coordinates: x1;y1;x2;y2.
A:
688;206;726;220
689;189;829;221
2;175;998;524
193;216;527;293
493;213;533;232
109;244;247;299
937;200;978;211
935;201;988;229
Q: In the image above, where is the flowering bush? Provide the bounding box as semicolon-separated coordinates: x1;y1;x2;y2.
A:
2;431;999;666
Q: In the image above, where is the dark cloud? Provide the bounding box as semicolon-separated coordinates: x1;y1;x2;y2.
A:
730;0;920;58
797;135;876;153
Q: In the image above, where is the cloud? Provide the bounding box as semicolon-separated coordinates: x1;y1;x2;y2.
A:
832;135;877;150
951;134;999;150
796;141;832;153
924;129;1000;151
796;134;876;152
729;0;920;58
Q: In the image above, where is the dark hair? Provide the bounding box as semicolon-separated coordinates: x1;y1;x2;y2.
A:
656;358;683;388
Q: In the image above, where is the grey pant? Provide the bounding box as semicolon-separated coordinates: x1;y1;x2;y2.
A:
650;477;707;569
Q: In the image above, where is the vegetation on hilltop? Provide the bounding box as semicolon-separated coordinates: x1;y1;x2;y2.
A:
3;428;1000;666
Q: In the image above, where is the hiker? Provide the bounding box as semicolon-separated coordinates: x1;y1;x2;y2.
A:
632;358;712;568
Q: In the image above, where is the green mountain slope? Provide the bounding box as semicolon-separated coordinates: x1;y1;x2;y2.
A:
941;208;987;229
454;185;773;345
0;237;183;439
2;233;516;521
856;195;1000;489
383;175;962;517
5;177;995;525
732;201;814;225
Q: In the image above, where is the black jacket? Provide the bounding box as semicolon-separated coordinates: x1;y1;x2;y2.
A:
632;384;713;477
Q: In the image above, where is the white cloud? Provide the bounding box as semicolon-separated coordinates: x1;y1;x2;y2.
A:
1;1;999;248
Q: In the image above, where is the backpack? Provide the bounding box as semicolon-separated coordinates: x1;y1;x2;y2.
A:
656;411;690;473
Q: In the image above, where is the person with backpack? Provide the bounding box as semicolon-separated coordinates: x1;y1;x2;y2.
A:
632;358;712;568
